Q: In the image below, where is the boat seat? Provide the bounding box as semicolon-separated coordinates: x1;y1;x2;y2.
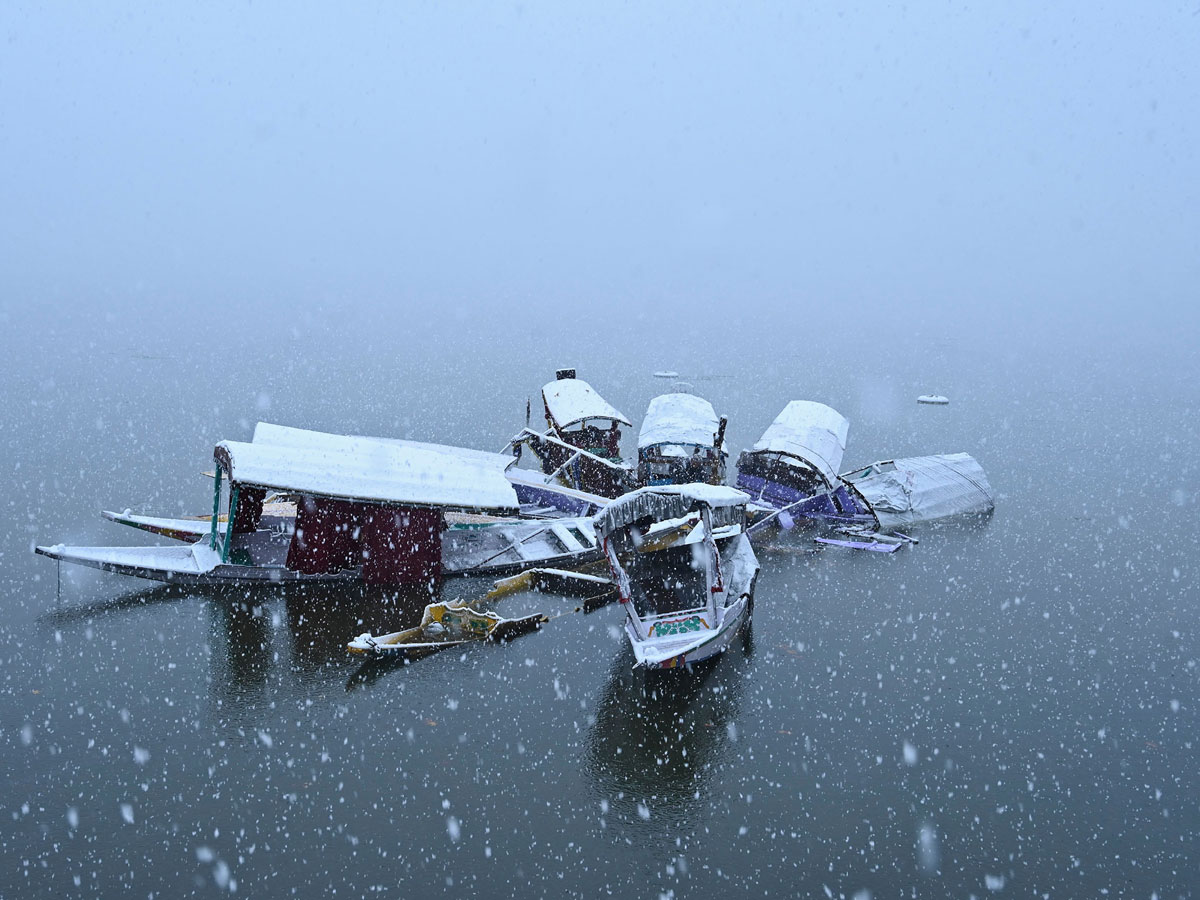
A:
549;522;586;553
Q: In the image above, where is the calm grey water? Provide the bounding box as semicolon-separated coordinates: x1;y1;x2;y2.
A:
2;306;1196;898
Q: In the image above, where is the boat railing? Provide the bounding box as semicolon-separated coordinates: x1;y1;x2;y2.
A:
642;605;710;624
506;428;632;473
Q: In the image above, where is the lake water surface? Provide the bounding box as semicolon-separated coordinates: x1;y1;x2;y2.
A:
2;306;1196;898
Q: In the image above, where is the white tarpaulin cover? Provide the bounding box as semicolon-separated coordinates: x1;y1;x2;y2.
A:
541;378;631;428
638;393;721;450
595;484;749;537
750;400;849;486
841;453;994;530
217;426;520;512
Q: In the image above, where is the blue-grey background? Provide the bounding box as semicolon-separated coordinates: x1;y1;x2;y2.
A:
2;2;1197;897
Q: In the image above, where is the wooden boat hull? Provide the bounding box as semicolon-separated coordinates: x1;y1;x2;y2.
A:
626;594;750;669
347;603;547;658
34;542;354;586
39;513;604;588
622;531;760;670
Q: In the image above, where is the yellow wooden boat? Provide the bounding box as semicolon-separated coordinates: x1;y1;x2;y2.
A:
347;599;547;660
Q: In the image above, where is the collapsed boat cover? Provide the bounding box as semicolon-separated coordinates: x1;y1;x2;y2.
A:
638;393;721;450
215;427;520;513
841;453;994;530
595;484;749;537
541;378;631;428
750;401;849;486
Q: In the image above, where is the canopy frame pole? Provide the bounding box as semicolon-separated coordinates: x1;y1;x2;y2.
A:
220;483;239;563
546;449;583;484
701;506;721;626
210;466;223;550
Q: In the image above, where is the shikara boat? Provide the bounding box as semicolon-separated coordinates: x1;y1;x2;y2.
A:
347;598;548;660
100;420;611;544
507;369;634;498
37;424;604;587
736;401;850;514
636;393;728;487
595;484;759;670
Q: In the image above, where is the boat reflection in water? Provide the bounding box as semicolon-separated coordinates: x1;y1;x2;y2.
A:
202;582;440;705
283;583;438;672
206;596;273;704
583;625;753;830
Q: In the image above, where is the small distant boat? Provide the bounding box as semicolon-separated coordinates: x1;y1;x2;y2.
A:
595;484;759;670
652;371;679;379
636;393;728;487
347;599;548;660
917;395;950;405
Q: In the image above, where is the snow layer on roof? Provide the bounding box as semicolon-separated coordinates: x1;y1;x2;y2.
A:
750;400;849;486
251;422;507;468
638;393;720;449
841;452;994;530
541;379;630;428
595;484;749;537
219;426;519;512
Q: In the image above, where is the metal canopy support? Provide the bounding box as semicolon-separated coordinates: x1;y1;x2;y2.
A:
210;466;223;550
220;483;239;563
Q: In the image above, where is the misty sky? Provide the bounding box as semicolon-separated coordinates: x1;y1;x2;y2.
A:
2;2;1197;340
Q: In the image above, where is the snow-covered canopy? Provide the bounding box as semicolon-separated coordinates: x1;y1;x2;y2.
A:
251;422;507;469
216;426;520;513
638;393;721;450
594;484;749;537
841;453;994;530
541;378;630;429
749;400;849;486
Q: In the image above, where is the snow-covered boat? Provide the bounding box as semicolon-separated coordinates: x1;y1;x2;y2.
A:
37;424;604;587
736;400;857;524
507;369;634;499
347;599;548;660
100;420;612;551
636;393;728;487
595;484;758;670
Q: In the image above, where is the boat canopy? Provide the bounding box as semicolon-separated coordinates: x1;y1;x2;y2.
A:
840;453;994;530
750;401;849;486
638;393;721;450
595;484;748;538
542;378;630;429
214;428;520;514
251;421;508;468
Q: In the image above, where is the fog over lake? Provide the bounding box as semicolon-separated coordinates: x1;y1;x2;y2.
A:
2;3;1197;897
